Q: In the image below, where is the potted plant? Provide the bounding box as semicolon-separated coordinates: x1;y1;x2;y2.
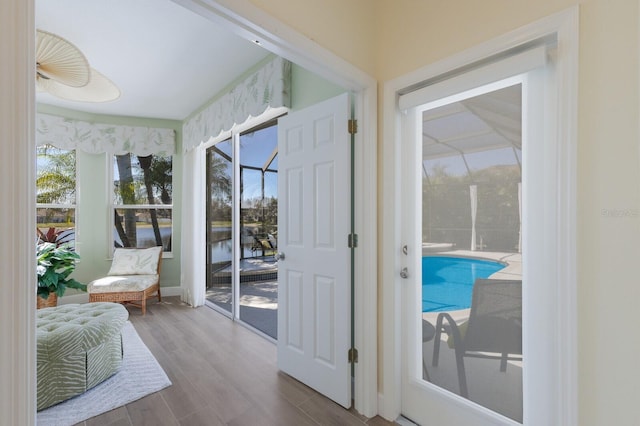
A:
36;241;86;308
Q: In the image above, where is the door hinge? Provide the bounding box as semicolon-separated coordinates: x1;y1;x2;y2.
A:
348;347;359;363
348;119;358;135
348;233;358;248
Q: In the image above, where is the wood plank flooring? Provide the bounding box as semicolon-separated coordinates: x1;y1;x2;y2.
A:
76;297;395;426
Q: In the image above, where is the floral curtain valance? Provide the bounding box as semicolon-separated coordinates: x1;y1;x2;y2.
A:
182;56;291;152
36;113;175;157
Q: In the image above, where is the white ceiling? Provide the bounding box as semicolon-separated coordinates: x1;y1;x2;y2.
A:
36;0;270;120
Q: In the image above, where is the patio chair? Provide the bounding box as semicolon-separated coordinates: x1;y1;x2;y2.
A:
88;246;162;315
432;278;522;398
251;233;277;257
422;319;436;381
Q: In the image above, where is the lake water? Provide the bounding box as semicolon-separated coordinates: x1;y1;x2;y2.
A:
113;226;267;259
114;226;172;249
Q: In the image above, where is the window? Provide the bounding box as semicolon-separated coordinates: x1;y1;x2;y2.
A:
112;153;172;253
36;145;76;247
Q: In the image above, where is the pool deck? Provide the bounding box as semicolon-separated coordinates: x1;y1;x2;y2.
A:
421;333;523;422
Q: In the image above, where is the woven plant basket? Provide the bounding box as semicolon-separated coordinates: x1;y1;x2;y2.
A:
37;293;58;309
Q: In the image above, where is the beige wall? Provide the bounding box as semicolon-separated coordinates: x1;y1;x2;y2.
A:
251;0;640;425
381;1;639;423
249;0;377;75
577;1;640;424
375;1;575;80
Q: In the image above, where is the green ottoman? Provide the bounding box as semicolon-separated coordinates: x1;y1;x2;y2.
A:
36;302;129;410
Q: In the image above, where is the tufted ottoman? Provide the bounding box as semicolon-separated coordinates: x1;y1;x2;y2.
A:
36;302;129;411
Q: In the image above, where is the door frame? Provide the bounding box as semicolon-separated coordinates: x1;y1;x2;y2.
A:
380;7;578;425
172;2;378;416
3;0;379;421
0;1;36;424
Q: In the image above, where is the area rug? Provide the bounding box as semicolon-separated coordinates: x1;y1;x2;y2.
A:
37;321;172;426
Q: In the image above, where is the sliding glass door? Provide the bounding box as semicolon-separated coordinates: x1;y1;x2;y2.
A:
238;123;278;338
206;139;234;315
205;120;279;339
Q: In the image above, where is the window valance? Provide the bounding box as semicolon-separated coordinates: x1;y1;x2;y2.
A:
182;56;291;152
36;113;175;156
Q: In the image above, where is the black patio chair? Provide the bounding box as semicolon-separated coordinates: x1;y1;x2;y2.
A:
432;278;522;398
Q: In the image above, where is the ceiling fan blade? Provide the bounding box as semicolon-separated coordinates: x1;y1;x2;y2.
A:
38;68;120;103
36;30;90;88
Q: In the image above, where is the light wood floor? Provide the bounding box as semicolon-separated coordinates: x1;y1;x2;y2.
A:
77;296;395;426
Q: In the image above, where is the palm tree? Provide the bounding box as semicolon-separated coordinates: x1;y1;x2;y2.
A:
138;154;163;247
146;156;172;204
208;150;231;198
36;145;76;205
36;145;76;227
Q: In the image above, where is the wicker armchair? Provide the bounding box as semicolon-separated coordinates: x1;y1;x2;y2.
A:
88;246;162;315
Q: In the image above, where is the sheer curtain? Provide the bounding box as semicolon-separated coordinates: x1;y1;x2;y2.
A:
470;184;478;251
180;144;206;306
518;182;522;253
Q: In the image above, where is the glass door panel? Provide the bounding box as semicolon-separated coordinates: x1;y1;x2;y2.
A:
418;84;523;422
206;139;234;315
238;124;278;338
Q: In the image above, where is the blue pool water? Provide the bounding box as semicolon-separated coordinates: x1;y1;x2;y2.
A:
422;256;506;312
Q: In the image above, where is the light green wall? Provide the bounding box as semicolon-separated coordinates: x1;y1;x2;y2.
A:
290;63;344;110
38;57;342;292
74;150;109;283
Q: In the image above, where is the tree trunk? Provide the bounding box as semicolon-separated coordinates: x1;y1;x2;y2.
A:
115;154;137;247
138;155;163;247
114;209;130;247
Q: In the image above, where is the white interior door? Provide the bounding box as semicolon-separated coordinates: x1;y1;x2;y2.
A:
277;93;352;408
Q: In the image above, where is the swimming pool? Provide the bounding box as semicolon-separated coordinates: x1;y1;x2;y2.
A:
422;256;506;312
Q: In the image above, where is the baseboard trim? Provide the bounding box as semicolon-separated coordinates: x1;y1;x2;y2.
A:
58;286;182;305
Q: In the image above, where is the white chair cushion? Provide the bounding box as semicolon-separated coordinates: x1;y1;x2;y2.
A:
88;274;159;293
107;246;161;276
